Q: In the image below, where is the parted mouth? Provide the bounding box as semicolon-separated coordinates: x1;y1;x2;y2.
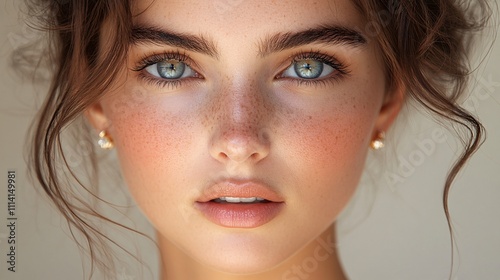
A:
196;179;285;203
211;196;267;203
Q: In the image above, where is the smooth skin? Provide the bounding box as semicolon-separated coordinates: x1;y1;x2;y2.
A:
87;0;404;279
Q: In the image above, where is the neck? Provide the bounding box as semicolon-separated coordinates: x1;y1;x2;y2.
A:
158;224;347;280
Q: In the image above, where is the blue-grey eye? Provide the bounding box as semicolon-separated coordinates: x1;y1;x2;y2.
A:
282;59;335;79
145;59;195;79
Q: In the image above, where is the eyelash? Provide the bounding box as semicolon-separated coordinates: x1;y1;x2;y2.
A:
279;51;350;87
132;50;349;89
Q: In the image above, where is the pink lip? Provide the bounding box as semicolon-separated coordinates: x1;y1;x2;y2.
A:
195;179;285;228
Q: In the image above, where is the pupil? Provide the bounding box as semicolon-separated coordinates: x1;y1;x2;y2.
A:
294;59;323;79
157;60;185;79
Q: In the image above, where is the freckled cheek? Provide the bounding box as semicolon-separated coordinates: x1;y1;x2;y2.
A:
104;97;195;200
286;106;375;170
280;106;375;220
286;114;370;205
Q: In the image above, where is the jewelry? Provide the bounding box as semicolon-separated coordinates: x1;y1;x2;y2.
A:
370;131;385;150
98;130;114;149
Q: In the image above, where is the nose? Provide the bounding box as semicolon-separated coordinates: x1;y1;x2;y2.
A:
208;82;271;165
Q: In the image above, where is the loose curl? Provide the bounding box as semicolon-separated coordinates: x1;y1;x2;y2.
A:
21;0;493;279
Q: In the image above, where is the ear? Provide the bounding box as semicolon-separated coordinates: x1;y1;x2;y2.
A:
84;101;111;133
373;80;405;136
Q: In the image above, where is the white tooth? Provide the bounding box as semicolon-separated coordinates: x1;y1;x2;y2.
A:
218;197;264;203
224;197;242;203
239;197;257;203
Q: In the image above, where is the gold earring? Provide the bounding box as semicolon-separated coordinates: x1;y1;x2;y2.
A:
98;130;114;149
370;132;385;150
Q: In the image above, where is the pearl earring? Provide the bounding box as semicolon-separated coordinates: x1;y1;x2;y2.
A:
370;132;385;150
98;130;114;149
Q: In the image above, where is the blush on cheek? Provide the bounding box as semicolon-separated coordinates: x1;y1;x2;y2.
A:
283;107;374;211
105;92;195;198
286;107;373;169
286;110;374;211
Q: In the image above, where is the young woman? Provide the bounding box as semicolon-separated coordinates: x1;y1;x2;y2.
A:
25;0;493;279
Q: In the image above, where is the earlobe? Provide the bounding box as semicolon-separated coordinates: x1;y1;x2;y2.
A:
84;101;111;132
373;81;405;135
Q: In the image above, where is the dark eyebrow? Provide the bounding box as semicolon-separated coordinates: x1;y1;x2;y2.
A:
258;25;367;57
130;25;219;58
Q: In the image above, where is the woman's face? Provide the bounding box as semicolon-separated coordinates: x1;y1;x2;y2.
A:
89;0;402;274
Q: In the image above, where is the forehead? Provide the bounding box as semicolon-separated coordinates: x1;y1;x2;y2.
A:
132;0;367;37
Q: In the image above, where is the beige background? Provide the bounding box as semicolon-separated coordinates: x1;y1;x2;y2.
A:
1;1;499;279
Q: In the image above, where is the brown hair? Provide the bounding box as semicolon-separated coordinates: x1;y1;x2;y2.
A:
22;0;493;278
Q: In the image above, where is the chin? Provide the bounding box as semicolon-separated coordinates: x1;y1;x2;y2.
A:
191;240;289;275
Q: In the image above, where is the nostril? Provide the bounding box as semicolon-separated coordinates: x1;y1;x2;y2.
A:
218;152;229;160
250;152;261;160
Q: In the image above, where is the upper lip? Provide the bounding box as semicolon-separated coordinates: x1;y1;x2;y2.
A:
196;179;284;203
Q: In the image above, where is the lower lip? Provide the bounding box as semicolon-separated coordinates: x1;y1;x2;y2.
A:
194;201;284;228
